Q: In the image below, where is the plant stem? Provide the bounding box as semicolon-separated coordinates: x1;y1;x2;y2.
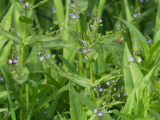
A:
78;20;84;76
19;19;28;120
89;53;96;103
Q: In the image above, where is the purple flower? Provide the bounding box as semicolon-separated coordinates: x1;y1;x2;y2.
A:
13;59;17;63
70;13;76;19
99;88;103;92
98;19;102;22
82;40;86;45
118;94;121;98
140;0;143;3
46;54;50;58
148;40;151;43
129;57;134;61
87;49;91;52
8;59;12;64
61;27;64;30
67;19;69;22
123;93;127;96
106;81;110;85
23;6;25;8
134;45;137;48
82;49;87;54
40;56;44;61
38;52;41;55
90;25;95;29
0;77;3;81
17;56;20;59
71;3;74;7
133;13;137;18
103;109;106;113
82;93;86;97
146;0;149;2
94;109;97;113
4;111;7;114
52;7;56;13
77;15;79;21
78;47;80;50
16;33;19;36
111;80;115;83
76;1;78;4
18;63;20;66
138;58;142;62
68;0;70;3
97;112;102;116
94;87;96;91
138;13;141;16
132;38;135;41
24;2;29;6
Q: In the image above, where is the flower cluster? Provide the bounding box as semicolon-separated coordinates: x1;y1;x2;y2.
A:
94;108;106;116
78;40;91;54
8;56;20;65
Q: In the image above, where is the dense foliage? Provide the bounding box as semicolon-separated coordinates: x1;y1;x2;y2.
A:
0;0;160;120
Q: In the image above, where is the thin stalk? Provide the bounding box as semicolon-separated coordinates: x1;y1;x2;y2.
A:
78;20;84;75
89;53;96;103
19;13;28;120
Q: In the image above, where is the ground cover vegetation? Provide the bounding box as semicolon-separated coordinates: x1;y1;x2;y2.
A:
0;0;160;119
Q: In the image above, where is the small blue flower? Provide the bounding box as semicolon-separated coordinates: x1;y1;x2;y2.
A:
52;7;56;13
118;94;121;98
8;59;12;64
94;87;96;91
140;0;143;3
82;40;86;45
78;47;80;50
106;81;110;85
46;54;50;58
68;0;70;3
71;3;74;7
90;25;95;29
123;93;127;96
103;109;106;113
99;88;103;92
148;40;151;43
24;2;29;6
111;80;115;83
87;49;91;52
94;109;97;113
98;19;102;22
0;77;3;81
13;59;17;63
132;38;135;41
16;33;19;36
40;56;44;61
82;49;87;54
17;56;20;59
133;13;137;18
134;45;137;48
129;57;134;61
70;13;76;19
97;112;102;116
138;58;142;62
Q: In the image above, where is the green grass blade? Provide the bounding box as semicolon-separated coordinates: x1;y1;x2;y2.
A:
0;66;16;120
153;0;160;42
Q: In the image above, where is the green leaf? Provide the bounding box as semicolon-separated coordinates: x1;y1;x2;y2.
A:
27;80;38;120
0;91;8;98
149;108;160;120
42;40;75;49
69;83;87;120
30;0;49;9
58;71;91;87
19;16;33;24
113;109;139;120
77;0;88;14
0;31;23;44
148;40;160;66
123;43;144;99
66;86;97;112
123;88;136;114
25;36;59;46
